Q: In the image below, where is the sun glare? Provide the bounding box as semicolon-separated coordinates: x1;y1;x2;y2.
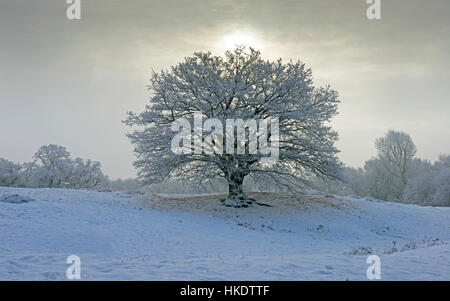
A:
220;30;262;51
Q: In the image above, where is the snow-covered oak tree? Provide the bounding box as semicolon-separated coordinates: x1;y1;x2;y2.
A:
125;48;342;207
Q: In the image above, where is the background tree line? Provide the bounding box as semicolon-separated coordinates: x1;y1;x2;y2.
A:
313;130;449;207
1;131;448;207
0;144;136;190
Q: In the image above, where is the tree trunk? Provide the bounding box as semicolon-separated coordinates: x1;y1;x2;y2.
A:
222;173;252;208
228;177;244;199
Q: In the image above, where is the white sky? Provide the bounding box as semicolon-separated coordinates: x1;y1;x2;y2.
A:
0;0;449;179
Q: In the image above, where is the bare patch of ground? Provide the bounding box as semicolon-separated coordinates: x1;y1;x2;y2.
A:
134;192;357;218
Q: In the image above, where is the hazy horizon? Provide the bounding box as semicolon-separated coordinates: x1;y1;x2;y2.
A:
1;0;449;179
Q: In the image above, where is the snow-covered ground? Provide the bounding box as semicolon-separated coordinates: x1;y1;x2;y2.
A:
0;187;449;280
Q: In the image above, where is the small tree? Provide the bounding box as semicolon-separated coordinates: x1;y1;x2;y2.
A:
363;157;404;201
0;158;21;187
33;144;73;188
375;130;417;186
70;158;107;189
125;48;342;207
403;155;450;206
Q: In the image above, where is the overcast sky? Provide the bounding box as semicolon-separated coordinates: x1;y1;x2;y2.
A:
0;0;449;179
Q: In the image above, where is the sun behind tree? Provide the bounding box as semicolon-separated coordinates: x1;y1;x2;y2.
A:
125;47;342;207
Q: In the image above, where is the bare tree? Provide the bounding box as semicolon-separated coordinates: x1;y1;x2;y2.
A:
375;130;417;186
125;48;342;207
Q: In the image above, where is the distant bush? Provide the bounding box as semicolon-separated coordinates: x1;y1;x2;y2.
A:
0;144;108;189
0;158;21;187
403;156;450;206
109;178;143;191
